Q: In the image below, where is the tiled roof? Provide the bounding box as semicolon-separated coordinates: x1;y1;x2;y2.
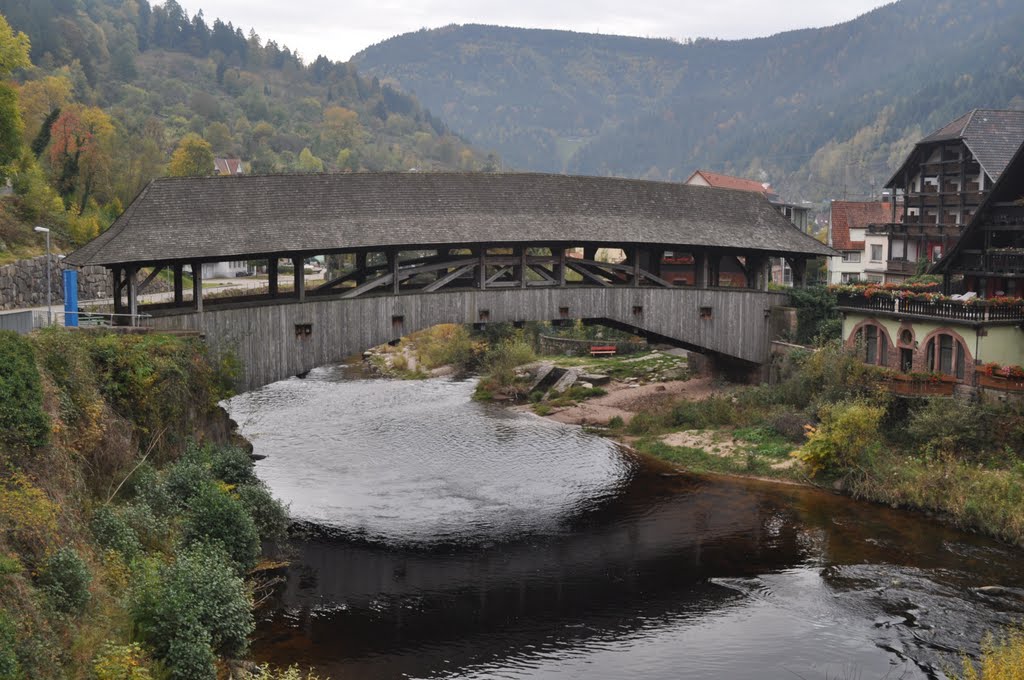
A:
686;170;774;196
66;172;833;267
213;158;244;175
829;201;891;251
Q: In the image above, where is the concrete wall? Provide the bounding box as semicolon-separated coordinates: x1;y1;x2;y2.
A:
148;287;789;391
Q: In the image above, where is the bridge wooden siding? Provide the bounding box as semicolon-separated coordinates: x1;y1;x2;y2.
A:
147;287;789;391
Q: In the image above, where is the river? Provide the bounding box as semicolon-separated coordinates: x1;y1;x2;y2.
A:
225;364;1024;680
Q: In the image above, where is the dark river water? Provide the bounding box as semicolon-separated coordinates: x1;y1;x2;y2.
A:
225;365;1024;680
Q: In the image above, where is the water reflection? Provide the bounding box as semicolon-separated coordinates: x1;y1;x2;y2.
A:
227;366;1024;680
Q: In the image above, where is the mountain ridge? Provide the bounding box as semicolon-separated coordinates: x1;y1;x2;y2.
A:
354;0;1024;202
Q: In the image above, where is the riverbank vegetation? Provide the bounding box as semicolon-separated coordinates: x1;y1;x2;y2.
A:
607;341;1024;547
0;328;293;679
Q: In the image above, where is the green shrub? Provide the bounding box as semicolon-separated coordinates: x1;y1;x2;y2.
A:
607;415;624;429
93;642;153;680
0;331;49;450
906;398;993;459
480;337;536;387
793;399;885;476
626;412;661;436
234;484;288;543
0;610;20;679
788;286;839;346
119;501;170;551
532;404;552;416
38;546;92;614
206;445;257;487
181;483;260;573
770;410;811;442
91;505;142;560
132;543;253;679
164;458;210;509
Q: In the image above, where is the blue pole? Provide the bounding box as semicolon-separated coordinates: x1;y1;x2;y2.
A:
63;269;78;327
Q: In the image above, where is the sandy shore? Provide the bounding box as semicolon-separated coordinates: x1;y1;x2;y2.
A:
515;375;723;426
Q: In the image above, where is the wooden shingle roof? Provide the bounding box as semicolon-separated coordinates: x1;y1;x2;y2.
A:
887;109;1024;187
66;172;833;267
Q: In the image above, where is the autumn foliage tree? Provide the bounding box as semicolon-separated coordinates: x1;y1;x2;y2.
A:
168;133;214;177
0;14;30;176
47;104;115;213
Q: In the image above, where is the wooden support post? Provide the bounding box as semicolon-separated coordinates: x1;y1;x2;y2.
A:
942;272;951;295
268;258;279;297
173;264;183;306
355;252;367;285
790;258;807;289
632;246;641;287
390;249;400;295
693;251;706;289
126;265;138;324
293;256;305;301
478;248;487;290
112;267;123;315
557;247;566;287
583;246;597;261
192;262;203;312
520;247;528;289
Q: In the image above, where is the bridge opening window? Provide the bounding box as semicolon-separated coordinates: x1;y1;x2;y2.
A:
392;315;404;328
479;310;490;321
633;305;643;316
660;251;695;286
559;306;570;318
294;323;312;337
699;306;712;320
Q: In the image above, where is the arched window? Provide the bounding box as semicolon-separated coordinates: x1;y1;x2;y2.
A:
854;322;888;367
924;333;967;380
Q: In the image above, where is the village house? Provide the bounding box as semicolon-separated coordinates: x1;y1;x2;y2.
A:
838;119;1024;396
827;200;892;284
684;170;813;285
867;109;1024;282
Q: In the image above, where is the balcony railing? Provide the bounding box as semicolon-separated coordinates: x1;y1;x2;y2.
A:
836;293;1024;322
885;259;917;275
958;251;1024;274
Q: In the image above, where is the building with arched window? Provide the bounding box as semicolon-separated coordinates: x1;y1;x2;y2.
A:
838;118;1024;394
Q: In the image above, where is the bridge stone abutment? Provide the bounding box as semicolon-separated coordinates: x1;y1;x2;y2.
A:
148;287;790;391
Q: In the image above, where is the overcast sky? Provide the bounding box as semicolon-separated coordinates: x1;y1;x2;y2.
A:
182;0;891;62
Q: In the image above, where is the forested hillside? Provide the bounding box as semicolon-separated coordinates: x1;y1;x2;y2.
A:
355;0;1024;202
0;0;492;262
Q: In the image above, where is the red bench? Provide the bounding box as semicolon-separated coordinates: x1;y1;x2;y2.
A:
589;345;617;356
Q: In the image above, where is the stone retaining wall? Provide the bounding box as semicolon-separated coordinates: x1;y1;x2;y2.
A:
0;256;171;310
537;334;647;356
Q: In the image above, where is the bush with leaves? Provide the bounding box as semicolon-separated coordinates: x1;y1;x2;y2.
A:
91;505;142;560
234;483;289;544
38;546;92;614
0;610;19;679
132;543;253;680
793;399;885;476
905;398;995;459
93;642;153;680
0;331;49;451
181;483;260;574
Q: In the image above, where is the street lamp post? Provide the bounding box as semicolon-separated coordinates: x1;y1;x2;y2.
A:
33;226;51;326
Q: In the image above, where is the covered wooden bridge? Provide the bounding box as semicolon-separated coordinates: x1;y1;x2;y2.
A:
66;172;832;390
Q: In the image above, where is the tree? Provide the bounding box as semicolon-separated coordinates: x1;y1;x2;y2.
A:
296;147;323;173
0;14;30;77
48;105;116;212
16;74;72;144
0;14;30;174
168;133;214;177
